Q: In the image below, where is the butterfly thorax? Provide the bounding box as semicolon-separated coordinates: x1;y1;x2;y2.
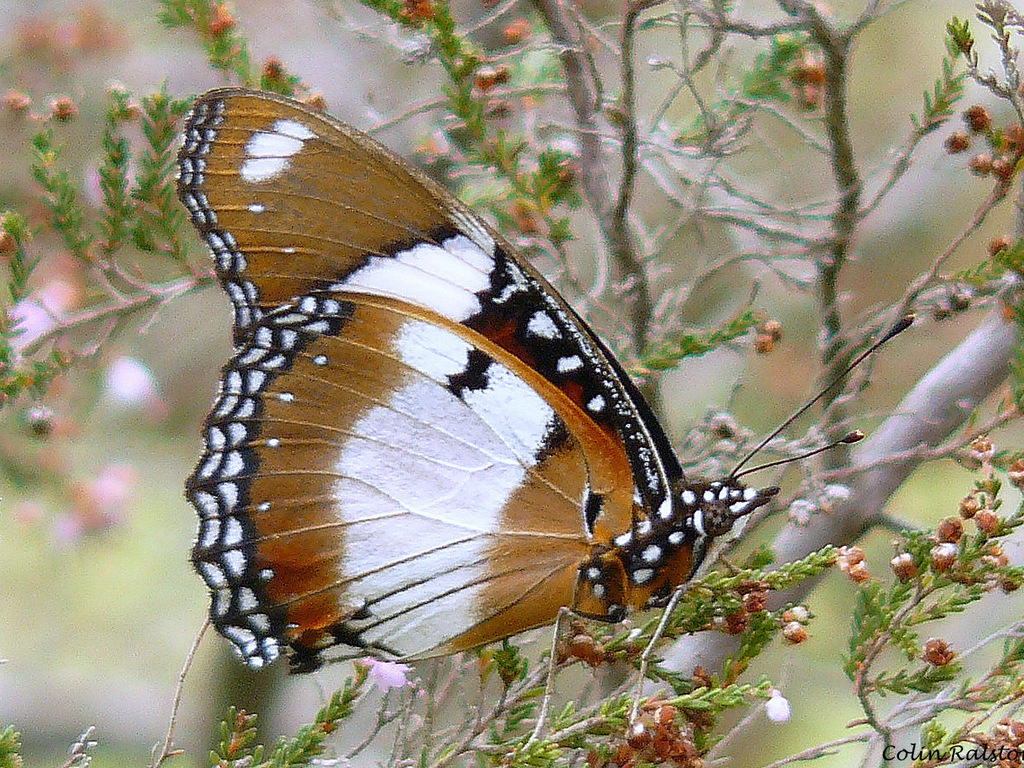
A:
575;480;778;618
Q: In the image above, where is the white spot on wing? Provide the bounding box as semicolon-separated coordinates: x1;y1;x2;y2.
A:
241;119;315;183
461;363;555;464
633;568;654;584
557;355;583;373
527;312;559;339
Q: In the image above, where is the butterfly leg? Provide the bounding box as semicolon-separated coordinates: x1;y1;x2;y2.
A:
526;605;574;745
628;583;690;730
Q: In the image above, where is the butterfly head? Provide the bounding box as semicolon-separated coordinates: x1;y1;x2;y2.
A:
677;478;779;540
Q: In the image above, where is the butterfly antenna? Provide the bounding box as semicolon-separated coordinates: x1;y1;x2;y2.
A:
729;314;914;480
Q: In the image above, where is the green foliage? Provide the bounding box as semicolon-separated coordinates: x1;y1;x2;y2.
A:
98;86;135;254
508;737;563;768
207;668;368;768
264;668;368;767
913;55;965;133
946;16;975;58
131;88;192;258
844;475;1024;733
31;129;94;261
675;33;814;148
4;0;1024;766
741;35;808;102
491;640;530;687
869;662;960;696
158;0;255;85
0;727;22;768
0;212;73;404
633;311;762;373
210;709;263;766
361;0;580;254
0;85;202;408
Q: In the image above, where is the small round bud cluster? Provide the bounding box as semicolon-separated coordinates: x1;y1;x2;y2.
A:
890;552;918;582
989;235;1014;256
50;96;78;122
503;19;531;45
0;227;16;260
837;546;870;583
565;632;606;667
5;90;31;115
1008;458;1024;489
970;435;995;465
958;104;1024;183
791;52;825;110
974;508;1000;535
964;104;992;133
618;701;701;768
399;0;436;23
474;65;511;92
208;4;235;36
755;319;783;354
937;516;963;543
782;621;808;644
922;637;956;667
930;542;958;573
723;607;749;635
945;131;970;153
959;493;980;519
971;719;1024;762
741;587;769;614
781;605;811;644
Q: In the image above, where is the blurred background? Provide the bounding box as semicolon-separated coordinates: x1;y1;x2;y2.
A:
0;0;1021;765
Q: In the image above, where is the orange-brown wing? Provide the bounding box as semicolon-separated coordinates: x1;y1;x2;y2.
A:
187;291;636;665
178;88;696;668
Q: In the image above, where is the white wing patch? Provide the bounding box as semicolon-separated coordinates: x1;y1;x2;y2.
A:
241;119;316;183
336;236;493;322
393;318;556;463
461;364;555;466
326;316;569;656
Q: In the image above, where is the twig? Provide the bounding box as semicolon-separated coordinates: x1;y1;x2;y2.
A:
150;620;209;768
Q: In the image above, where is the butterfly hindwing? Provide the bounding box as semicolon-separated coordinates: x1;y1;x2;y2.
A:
187;287;640;663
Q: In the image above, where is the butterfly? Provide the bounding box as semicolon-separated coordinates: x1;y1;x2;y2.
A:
178;88;778;672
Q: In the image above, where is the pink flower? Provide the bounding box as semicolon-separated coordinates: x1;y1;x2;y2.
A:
104;356;167;418
765;689;791;723
363;658;413;690
8;281;77;355
70;462;137;532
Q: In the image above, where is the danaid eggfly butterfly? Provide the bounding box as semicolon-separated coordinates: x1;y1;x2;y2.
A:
178;88;778;672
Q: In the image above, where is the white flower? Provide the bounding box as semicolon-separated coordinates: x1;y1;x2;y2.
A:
788;499;816;526
364;658;413;690
765;689;791;722
105;356;159;408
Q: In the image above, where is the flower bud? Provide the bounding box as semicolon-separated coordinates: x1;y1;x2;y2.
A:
963;105;992;133
923;638;955;666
